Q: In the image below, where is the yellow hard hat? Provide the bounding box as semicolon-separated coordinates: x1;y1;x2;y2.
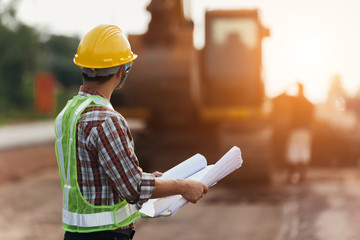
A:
73;24;137;69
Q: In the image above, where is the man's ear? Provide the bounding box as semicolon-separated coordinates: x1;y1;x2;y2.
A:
115;65;124;78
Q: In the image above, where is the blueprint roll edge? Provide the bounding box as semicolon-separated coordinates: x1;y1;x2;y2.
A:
160;153;207;180
170;146;243;215
200;146;243;186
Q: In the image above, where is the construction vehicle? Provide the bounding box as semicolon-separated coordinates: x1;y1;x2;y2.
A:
112;0;272;183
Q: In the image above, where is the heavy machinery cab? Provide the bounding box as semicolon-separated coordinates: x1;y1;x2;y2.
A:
197;10;270;122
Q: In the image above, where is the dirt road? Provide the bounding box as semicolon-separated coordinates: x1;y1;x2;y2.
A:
135;169;360;240
2;145;360;240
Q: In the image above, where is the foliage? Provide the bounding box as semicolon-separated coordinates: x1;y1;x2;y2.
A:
0;0;81;122
0;17;39;112
42;34;81;87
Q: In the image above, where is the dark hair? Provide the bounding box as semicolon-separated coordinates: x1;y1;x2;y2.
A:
82;73;115;84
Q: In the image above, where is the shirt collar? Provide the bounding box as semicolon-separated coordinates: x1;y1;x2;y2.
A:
78;86;106;99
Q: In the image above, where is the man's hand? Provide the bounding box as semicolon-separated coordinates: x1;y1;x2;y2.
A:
181;179;209;204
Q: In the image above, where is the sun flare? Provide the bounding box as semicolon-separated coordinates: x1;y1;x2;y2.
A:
288;34;326;71
275;30;335;102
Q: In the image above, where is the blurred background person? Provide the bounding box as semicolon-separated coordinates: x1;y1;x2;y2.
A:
286;82;314;183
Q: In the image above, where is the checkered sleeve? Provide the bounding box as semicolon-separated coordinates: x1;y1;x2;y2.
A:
92;115;155;206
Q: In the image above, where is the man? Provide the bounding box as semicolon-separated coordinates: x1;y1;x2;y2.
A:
55;24;208;240
286;82;314;183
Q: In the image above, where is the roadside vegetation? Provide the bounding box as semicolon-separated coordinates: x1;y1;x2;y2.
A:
0;0;80;124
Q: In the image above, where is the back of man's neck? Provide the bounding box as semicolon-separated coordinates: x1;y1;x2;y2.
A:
83;81;113;101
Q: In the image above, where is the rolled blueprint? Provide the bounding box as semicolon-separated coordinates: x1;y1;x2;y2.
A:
160;153;207;180
140;146;243;218
140;154;207;217
170;146;243;215
200;146;242;186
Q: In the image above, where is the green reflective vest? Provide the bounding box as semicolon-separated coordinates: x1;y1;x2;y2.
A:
54;95;140;233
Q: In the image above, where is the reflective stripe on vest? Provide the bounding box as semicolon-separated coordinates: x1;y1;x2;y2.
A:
62;203;138;227
55;95;139;230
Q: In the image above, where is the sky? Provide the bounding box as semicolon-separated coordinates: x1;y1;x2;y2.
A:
3;0;360;103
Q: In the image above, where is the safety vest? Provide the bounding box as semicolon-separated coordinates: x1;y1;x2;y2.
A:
54;95;140;233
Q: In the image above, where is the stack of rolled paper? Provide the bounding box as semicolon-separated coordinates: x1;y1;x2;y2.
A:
140;146;243;218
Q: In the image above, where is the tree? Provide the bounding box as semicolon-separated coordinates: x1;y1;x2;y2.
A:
41;34;81;88
0;0;40;112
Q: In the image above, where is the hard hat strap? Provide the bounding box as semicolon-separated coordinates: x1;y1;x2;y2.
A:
116;62;132;90
82;65;121;78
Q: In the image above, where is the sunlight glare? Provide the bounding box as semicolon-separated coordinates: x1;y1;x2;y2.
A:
288;34;325;73
278;30;334;103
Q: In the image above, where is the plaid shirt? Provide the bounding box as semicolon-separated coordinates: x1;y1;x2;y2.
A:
76;86;155;210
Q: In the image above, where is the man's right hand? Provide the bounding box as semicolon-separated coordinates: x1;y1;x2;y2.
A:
181;179;209;203
151;178;209;203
